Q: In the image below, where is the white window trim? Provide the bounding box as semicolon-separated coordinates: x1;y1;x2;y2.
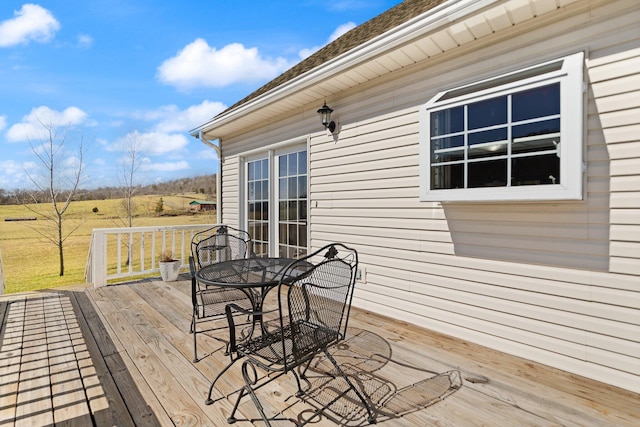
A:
419;52;585;202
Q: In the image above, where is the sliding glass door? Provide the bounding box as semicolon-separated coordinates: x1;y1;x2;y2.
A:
245;146;307;258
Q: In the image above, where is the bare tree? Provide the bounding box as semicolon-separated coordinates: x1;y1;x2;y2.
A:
17;117;87;276
111;132;145;267
118;132;144;227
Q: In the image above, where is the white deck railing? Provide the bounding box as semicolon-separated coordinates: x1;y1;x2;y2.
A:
86;224;220;288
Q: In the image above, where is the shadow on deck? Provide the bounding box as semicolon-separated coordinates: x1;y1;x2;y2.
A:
1;278;638;426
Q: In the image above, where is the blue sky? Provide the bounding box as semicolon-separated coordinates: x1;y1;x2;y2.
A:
0;1;401;190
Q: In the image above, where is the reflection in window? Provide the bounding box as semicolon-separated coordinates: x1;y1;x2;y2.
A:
278;150;307;259
430;83;560;190
248;158;269;257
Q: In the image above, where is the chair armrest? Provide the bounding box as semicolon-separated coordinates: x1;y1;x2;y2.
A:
225;303;258;353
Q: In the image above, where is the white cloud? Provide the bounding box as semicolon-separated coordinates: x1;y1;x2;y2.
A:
6;106;88;142
141;159;190;172
298;22;356;59
77;34;93;48
299;22;356;59
144;100;226;133
0;159;35;188
108;130;189;156
157;39;293;90
0;4;60;47
329;22;357;42
0;115;6;131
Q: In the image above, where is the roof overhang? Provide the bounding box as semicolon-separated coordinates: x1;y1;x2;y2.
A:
190;0;578;141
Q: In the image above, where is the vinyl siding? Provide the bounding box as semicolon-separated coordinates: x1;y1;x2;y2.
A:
216;0;640;393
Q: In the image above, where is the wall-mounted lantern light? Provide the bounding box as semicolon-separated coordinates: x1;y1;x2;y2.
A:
317;101;336;133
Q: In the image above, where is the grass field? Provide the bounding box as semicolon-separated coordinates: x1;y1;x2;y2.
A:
0;194;216;294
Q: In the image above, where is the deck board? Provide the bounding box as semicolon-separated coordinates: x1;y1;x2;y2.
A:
1;279;639;426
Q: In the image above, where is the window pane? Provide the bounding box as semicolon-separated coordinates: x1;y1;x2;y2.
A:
248;182;255;201
431;107;464;136
469;127;507;146
299;225;307;247
468;96;506;130
433;148;464;163
288;153;297;175
248;162;255;180
279;178;287;200
255;181;262;200
469;143;507;159
288;201;298;221
288;177;297;199
512;154;560;186
513;135;560;154
431;163;464;189
513;119;560;139
279;201;287;221
468;159;507;187
298;176;307;198
432;135;464;151
288;224;298;246
279;156;287;177
262;181;269;200
262;201;269;220
298;151;307;174
299;200;307;220
254;161;261;181
254;222;262;240
279;224;287;244
513;83;560;121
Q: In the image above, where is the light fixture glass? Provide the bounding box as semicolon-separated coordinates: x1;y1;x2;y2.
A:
317;101;336;133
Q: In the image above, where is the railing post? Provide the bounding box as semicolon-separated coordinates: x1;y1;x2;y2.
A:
91;229;107;288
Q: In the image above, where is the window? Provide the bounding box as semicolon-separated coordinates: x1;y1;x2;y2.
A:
247;158;269;257
277;150;307;258
419;52;584;202
243;145;308;258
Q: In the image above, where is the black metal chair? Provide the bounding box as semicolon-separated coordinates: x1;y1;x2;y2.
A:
190;225;255;362
208;243;376;426
191;225;252;267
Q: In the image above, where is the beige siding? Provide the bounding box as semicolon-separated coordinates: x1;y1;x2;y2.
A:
220;155;240;227
218;0;640;393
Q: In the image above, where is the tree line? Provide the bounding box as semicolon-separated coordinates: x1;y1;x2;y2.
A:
0;174;216;205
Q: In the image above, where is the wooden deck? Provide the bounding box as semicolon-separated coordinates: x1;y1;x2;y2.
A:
1;276;638;426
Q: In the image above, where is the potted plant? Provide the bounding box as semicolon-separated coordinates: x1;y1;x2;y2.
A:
159;251;181;282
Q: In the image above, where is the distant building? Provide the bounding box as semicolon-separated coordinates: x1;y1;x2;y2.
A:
189;200;216;212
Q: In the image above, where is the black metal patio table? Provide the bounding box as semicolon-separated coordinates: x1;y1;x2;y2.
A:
194;256;312;329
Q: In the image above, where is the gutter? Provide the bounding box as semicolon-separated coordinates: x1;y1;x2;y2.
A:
198;131;222;224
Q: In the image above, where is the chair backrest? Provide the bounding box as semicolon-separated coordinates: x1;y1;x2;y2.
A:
278;243;358;368
191;225;251;269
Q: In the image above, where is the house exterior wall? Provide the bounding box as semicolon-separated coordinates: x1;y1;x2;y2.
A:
217;0;639;393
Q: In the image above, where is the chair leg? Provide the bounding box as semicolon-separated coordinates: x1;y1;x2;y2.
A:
227;360;272;427
192;314;198;363
205;357;240;405
324;350;376;424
